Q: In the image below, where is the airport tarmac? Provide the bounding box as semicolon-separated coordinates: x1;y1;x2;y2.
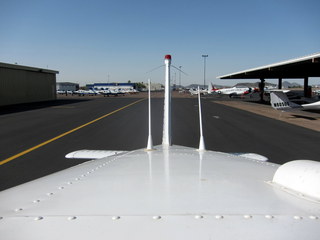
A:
0;94;319;191
123;91;320;131
212;98;320;132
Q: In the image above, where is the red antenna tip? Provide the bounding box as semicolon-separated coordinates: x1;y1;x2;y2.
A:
165;55;171;60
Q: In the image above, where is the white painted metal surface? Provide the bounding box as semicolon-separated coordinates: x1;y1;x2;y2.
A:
1;145;320;239
273;160;320;201
162;55;171;147
302;101;320;110
146;78;153;150
65;150;125;159
236;153;269;161
197;86;206;151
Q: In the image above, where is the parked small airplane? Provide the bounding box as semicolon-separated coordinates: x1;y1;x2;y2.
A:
264;88;290;94
208;83;255;97
74;88;99;96
99;88;126;97
313;89;320;95
189;88;208;95
125;88;139;94
270;91;320;111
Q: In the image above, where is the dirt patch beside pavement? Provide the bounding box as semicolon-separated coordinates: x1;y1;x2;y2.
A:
215;100;320;132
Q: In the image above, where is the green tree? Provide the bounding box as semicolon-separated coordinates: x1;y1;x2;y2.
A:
135;82;146;89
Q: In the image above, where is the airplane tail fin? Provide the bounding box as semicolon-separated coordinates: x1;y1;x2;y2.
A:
212;84;220;92
208;83;214;93
90;88;98;94
270;92;302;111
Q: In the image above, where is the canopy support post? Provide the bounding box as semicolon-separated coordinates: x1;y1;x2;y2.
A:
304;77;309;97
278;78;282;89
259;78;265;102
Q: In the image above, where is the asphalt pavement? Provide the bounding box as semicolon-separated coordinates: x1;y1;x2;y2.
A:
0;95;319;191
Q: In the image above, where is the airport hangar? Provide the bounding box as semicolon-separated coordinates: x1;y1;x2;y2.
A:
217;52;320;101
0;62;59;106
56;82;79;92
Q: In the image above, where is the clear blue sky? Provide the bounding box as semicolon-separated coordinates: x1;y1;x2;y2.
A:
1;0;319;86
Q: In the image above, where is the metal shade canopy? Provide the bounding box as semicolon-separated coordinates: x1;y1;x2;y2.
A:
217;53;320;79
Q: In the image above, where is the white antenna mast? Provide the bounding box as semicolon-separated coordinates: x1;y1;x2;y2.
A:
198;86;206;151
146;78;153;150
162;55;172;148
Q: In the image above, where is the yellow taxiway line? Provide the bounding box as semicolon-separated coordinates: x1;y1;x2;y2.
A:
0;99;145;166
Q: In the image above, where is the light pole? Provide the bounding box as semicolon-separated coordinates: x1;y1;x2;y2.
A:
179;66;182;89
202;55;208;89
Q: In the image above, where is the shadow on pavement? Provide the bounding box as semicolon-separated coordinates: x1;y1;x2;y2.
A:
0;99;91;115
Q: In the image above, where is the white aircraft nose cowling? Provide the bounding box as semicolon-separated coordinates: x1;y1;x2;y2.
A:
273;160;320;201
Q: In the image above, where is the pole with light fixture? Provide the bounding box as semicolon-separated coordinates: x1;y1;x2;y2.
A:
202;55;208;89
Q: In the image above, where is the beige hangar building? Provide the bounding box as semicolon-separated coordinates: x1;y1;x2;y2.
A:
0;62;59;106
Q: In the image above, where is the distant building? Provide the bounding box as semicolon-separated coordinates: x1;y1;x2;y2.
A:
56;82;79;92
149;83;163;91
0;62;58;106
